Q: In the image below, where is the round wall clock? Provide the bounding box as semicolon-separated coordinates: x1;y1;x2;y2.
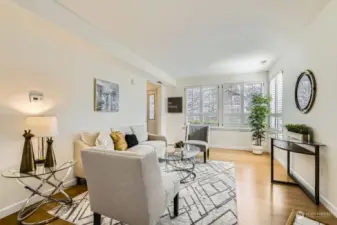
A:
295;70;316;113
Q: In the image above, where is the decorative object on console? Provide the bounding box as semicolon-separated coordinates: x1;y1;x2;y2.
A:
295;70;316;114
168;97;183;113
20;130;36;173
94;78;119;112
44;137;56;168
285;124;311;142
125;134;138;148
25;116;58;164
248;94;271;155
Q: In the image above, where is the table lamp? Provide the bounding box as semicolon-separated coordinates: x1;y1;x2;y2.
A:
25;116;58;165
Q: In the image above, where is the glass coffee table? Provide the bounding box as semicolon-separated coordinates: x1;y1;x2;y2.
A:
160;144;200;183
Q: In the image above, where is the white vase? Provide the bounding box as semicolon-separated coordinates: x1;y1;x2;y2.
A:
252;145;264;155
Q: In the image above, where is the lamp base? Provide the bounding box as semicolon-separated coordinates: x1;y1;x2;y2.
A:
35;158;45;164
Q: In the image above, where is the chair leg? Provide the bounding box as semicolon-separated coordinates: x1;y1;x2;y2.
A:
76;177;82;185
173;193;179;217
203;151;207;163
93;212;101;225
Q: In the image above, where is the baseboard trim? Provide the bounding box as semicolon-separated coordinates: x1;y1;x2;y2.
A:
0;179;76;219
209;145;253;151
274;156;337;218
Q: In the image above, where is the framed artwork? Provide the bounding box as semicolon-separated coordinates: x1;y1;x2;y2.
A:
168;97;183;113
295;70;316;114
94;78;119;112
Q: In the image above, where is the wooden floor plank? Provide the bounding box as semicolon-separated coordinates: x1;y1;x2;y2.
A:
0;149;336;225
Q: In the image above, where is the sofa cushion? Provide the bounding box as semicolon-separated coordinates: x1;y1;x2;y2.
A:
139;141;166;158
130;124;148;142
80;132;99;146
95;131;114;149
110;131;128;151
125;134;139;148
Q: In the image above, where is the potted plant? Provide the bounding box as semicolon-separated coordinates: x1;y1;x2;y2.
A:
248;94;271;155
174;141;184;152
284;124;311;142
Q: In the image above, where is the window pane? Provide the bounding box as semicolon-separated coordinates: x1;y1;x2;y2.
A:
270;79;276;114
270;116;276;129
244;83;263;113
276;73;283;114
187;115;201;124
203;86;218;113
277;116;283;131
223;114;241;127
186;87;201;114
223;84;241;113
203;115;218;125
148;94;155;120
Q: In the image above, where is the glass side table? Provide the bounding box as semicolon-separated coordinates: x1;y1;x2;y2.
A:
2;160;76;225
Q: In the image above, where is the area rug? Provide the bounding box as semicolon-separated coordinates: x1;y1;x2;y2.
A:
49;160;238;225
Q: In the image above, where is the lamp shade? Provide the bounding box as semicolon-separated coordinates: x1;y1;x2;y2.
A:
25;116;58;137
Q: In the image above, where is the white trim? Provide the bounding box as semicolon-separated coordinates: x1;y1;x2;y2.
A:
209;144;253;151
274;156;337;218
0;179;76;219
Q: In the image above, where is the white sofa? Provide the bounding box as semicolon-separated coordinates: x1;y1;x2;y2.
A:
74;125;167;183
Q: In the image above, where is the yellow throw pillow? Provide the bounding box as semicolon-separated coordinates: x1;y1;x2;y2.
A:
110;131;128;151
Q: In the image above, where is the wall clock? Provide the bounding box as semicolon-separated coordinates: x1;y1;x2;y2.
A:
295;70;316;113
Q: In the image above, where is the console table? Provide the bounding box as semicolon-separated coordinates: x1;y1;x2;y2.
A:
270;135;325;205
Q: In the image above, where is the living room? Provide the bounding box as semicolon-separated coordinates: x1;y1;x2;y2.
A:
1;0;337;225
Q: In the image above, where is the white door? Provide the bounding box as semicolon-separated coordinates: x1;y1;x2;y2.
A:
147;90;157;134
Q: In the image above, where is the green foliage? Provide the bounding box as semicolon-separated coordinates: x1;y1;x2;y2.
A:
248;94;271;146
285;124;311;135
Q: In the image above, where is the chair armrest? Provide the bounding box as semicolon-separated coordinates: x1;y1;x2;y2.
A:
148;133;167;144
74;140;91;178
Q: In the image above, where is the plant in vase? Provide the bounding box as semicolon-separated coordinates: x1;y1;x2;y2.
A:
174;141;184;152
248;94;271;155
284;124;311;142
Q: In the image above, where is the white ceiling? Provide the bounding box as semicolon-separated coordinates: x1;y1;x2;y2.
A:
56;0;330;78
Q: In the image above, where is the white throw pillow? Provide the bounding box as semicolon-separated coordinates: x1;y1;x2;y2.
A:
130;124;148;143
80;132;99;146
95;132;114;150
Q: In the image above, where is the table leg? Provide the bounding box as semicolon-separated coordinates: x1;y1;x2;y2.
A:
315;146;320;205
271;139;274;183
16;167;74;225
287;150;291;176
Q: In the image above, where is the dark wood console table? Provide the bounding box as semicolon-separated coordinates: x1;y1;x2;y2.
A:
270;135;325;205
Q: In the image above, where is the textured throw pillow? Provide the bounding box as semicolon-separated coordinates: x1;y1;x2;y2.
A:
130;124;148;142
125;134;139;148
110;131;128;151
80;132;99;146
95;132;114;150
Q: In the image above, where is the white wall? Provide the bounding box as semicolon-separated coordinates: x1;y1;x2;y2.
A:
0;1;146;217
269;0;337;215
165;72;268;149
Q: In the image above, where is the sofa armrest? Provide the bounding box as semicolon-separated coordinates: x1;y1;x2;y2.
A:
148;133;167;145
74;140;91;178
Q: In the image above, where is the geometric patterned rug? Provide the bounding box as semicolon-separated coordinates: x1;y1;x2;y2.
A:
49;160;238;225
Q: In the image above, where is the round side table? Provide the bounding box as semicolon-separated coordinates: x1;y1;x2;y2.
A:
2;160;76;225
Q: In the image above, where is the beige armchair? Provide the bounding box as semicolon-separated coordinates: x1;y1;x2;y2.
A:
81;147;180;225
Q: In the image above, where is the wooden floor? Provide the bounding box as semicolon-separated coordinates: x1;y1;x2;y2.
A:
0;149;336;225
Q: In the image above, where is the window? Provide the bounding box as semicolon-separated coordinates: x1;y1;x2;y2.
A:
185;82;264;128
148;94;155;120
269;72;283;130
223;82;264;127
185;86;218;125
